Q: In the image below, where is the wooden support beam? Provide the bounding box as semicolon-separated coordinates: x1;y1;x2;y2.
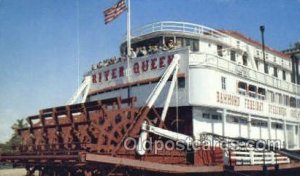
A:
83;153;223;174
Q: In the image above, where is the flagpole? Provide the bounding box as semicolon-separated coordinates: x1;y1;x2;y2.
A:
126;0;131;76
126;0;131;99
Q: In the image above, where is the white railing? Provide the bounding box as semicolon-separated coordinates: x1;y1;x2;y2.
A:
229;150;290;165
131;21;229;41
190;53;300;95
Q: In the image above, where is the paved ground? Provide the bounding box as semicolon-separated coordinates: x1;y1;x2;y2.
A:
0;168;38;176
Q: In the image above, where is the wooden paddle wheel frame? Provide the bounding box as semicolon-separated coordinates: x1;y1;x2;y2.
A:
1;95;204;176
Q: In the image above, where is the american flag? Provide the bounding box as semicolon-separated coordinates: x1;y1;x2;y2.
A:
104;0;127;24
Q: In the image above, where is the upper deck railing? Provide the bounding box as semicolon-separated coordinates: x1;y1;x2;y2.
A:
189;52;300;95
131;21;229;41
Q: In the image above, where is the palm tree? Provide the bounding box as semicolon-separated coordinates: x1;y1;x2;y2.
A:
8;119;28;148
11;119;27;129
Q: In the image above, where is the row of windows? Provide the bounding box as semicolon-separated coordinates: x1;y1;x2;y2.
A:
217;44;289;67
202;113;284;129
176;37;199;52
216;45;288;82
217;48;249;67
221;78;296;106
256;50;291;68
227;116;247;124
203;113;222;121
255;59;287;80
252;119;282;130
237;81;266;100
237;81;299;108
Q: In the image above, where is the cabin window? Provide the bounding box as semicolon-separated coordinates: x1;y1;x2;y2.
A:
227;116;247;124
274;67;278;77
221;76;226;90
184;38;199;52
251;119;267;127
297;99;300;108
256;50;260;56
271;123;283;129
248;85;257;98
192;39;199;51
238;82;247;95
283;95;289;106
290;97;296;108
202;113;210;119
257;88;266;100
275;93;282;104
242;53;248;66
230;50;236;61
165;37;174;44
226;116;239;123
164;37;176;50
265;64;269;74
217;45;223;57
261;121;268;128
212;114;222;121
178;77;185;88
270;91;275;103
185;38;190;47
267;91;275;103
240;118;248;125
176;37;183;48
282;70;286;80
255;59;259;69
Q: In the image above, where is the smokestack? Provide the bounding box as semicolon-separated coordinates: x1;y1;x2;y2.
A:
260;25;267;73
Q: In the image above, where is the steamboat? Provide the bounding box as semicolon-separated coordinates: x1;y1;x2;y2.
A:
1;21;300;176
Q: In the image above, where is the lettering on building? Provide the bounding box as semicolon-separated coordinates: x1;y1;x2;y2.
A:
216;91;240;106
268;105;287;116
245;99;263;111
290;109;300;119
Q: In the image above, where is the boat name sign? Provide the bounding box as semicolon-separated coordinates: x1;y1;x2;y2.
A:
92;54;174;84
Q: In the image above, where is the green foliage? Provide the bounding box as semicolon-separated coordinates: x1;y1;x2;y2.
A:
0;143;11;153
0;119;28;154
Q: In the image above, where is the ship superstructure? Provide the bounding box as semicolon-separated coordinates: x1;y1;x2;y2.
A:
84;21;300;150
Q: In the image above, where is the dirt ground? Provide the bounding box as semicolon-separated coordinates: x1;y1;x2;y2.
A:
0;168;38;176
